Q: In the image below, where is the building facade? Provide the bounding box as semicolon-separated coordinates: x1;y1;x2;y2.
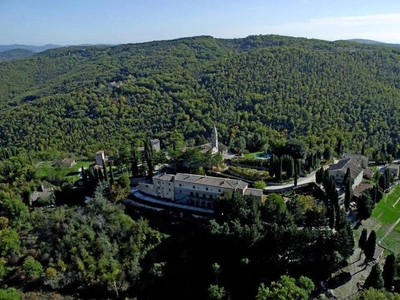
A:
138;173;263;209
327;158;363;189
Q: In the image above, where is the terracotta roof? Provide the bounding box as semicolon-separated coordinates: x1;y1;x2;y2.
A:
174;173;248;190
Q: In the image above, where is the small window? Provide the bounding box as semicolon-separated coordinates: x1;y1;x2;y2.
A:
169;189;171;191
179;184;182;187
218;189;221;192
206;187;209;191
193;185;195;189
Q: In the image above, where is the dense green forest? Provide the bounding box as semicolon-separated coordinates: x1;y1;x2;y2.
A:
2;34;400;299
1;35;400;156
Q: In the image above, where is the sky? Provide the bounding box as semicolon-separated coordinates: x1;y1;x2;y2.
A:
1;0;400;45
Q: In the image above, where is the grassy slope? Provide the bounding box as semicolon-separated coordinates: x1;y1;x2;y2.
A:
370;184;400;252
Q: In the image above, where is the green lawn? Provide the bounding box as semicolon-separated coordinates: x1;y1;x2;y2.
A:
370;184;400;252
37;161;93;182
243;151;264;159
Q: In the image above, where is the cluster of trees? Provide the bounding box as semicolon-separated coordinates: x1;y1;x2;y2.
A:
1;36;400;156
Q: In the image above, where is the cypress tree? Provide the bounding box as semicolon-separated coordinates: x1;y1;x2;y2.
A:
383;254;396;289
364;230;377;261
286;156;294;178
109;164;114;185
344;179;352;211
131;146;140;177
365;264;384;289
328;205;336;229
269;155;275;178
144;138;154;178
102;159;108;183
293;159;301;186
358;193;374;221
358;228;368;251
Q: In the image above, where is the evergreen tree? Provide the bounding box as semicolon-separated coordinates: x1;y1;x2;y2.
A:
335;139;344;156
131;146;140;177
102;159;108;183
276;157;282;181
328;205;336;229
378;174;386;192
357;192;374;221
364;230;377;261
109;164;114;185
335;220;355;258
343;167;351;186
364;264;384;289
269;155;275;178
144;138;154;178
383;254;396;289
323;147;332;161
344;178;352;211
358;228;368;251
315;167;323;184
286;156;294;178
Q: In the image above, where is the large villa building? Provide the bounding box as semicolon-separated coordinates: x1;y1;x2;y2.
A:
138;173;263;209
327;154;367;189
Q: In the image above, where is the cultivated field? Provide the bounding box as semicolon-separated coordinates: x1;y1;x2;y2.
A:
367;183;400;253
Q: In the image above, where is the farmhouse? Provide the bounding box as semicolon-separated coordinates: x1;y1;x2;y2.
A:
387;163;400;179
342;153;368;169
327;158;363;189
138;173;263;209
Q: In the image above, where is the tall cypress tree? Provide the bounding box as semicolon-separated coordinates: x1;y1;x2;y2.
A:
131;146;140;177
364;230;377;261
358;228;368;251
109;164;114;185
383;254;396;289
269;155;275;178
344;178;352;212
102;159;108;183
144;138;154;178
365;264;384;289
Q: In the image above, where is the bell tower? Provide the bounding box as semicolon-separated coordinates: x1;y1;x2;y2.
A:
211;125;218;154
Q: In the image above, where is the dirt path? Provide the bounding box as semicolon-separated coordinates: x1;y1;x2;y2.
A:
331;248;372;299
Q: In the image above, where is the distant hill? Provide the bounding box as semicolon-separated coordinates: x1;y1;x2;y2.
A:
1;34;400;155
347;39;400;48
0;48;35;61
0;44;61;53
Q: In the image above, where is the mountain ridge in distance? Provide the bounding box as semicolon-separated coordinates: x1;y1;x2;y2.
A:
346;38;400;48
0;48;35;61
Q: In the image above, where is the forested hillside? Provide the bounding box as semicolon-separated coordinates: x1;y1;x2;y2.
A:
0;49;35;61
1;35;400;155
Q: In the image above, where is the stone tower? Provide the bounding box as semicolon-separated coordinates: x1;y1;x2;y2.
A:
211;125;218;154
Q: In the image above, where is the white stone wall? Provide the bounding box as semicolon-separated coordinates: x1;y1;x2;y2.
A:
153;178;174;200
352;170;363;190
138;182;156;196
